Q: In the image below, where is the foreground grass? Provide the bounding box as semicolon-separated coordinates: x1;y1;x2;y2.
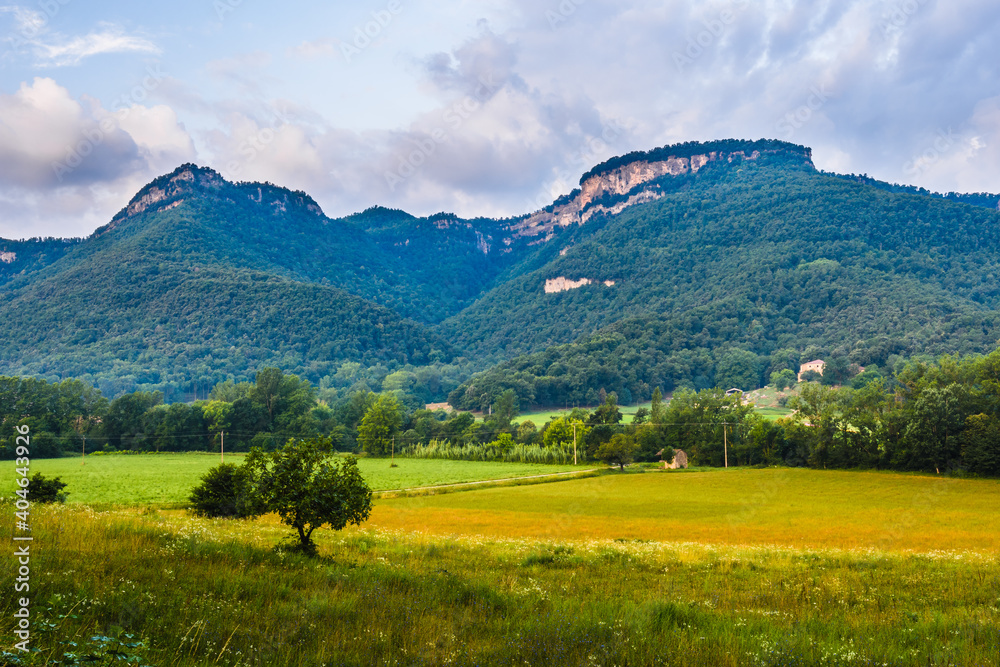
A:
1;502;998;666
371;468;1000;552
0;455;585;505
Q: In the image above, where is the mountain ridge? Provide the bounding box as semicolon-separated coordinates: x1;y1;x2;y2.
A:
3;138;1000;404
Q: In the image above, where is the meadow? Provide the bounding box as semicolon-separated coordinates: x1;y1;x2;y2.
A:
508;402;653;426
0;454;586;505
2;465;998;665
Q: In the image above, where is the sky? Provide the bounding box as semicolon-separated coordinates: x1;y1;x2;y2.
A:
0;0;998;239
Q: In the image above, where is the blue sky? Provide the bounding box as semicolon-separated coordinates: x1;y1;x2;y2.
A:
1;0;998;238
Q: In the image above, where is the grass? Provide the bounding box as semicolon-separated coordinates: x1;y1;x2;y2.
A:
369;467;1000;552
754;406;795;421
0;453;586;506
513;402;653;426
3;467;998;665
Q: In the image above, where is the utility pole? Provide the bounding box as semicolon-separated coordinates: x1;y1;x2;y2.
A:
221;431;225;464
572;422;577;465
391;436;395;466
81;435;86;466
723;423;728;468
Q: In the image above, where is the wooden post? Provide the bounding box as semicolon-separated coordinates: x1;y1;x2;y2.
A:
723;424;728;468
81;435;86;466
221;431;225;464
572;422;577;465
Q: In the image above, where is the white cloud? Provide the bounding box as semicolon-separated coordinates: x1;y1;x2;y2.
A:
287;38;336;60
2;7;159;66
4;0;1000;238
0;78;195;238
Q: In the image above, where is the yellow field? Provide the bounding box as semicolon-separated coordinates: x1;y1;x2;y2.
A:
366;468;1000;553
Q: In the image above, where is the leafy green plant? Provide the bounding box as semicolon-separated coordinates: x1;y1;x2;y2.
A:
26;473;68;503
188;463;258;518
242;437;373;555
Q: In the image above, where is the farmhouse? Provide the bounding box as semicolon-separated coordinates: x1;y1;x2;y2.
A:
657;449;688;469
797;359;825;382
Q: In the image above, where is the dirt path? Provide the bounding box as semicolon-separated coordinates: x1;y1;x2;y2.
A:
376;468;601;495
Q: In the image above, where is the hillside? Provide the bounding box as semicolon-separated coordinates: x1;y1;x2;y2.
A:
3;140;1000;405
444;144;1000;407
0;167;474;397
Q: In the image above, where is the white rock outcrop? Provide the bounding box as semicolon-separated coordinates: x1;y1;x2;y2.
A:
544;277;616;293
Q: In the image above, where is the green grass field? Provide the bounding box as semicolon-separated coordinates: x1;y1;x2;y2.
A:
516;402;652;426
3;460;998;665
754;406;795;421
1;453;586;505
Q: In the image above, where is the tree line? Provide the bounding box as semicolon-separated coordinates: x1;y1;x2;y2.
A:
3;347;1000;476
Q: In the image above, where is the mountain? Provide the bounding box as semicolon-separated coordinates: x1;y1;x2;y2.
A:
0;237;83;286
0;166;478;398
2;140;1000;406
445;143;1000;407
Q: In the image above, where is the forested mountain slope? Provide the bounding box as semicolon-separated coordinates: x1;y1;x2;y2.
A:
445;147;1000;408
3;141;1000;406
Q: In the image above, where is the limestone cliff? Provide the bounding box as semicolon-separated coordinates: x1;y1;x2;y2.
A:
510;140;813;242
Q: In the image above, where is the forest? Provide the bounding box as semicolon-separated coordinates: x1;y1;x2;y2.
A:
3;344;999;477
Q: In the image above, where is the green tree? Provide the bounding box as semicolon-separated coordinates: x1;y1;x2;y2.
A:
650;387;665;424
103;391;164;450
189;463;258;518
489;389;519;429
26;473;68;503
358;394;403;456
769;369;797;390
902;384;971;473
716;349;761;390
243;437;372;555
596;433;638;470
821;356;852;386
960;414;1000;475
542;417;589;449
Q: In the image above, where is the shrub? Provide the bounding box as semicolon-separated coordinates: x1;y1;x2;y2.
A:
189;463;258;518
27;473;68;503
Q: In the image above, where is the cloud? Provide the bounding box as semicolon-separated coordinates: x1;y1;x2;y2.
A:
205;52;276;95
2;8;159;66
287;38;336;60
0;78;195;238
4;0;1000;239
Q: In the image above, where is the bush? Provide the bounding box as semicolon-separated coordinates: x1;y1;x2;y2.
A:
189;463;258;518
27;473;68;503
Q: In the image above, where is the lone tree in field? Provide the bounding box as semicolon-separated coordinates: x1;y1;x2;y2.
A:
189;436;373;555
26;474;68;503
596;433;639;471
243;437;373;555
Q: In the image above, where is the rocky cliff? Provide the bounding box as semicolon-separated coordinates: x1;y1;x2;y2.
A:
97;164;326;235
510;139;814;242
